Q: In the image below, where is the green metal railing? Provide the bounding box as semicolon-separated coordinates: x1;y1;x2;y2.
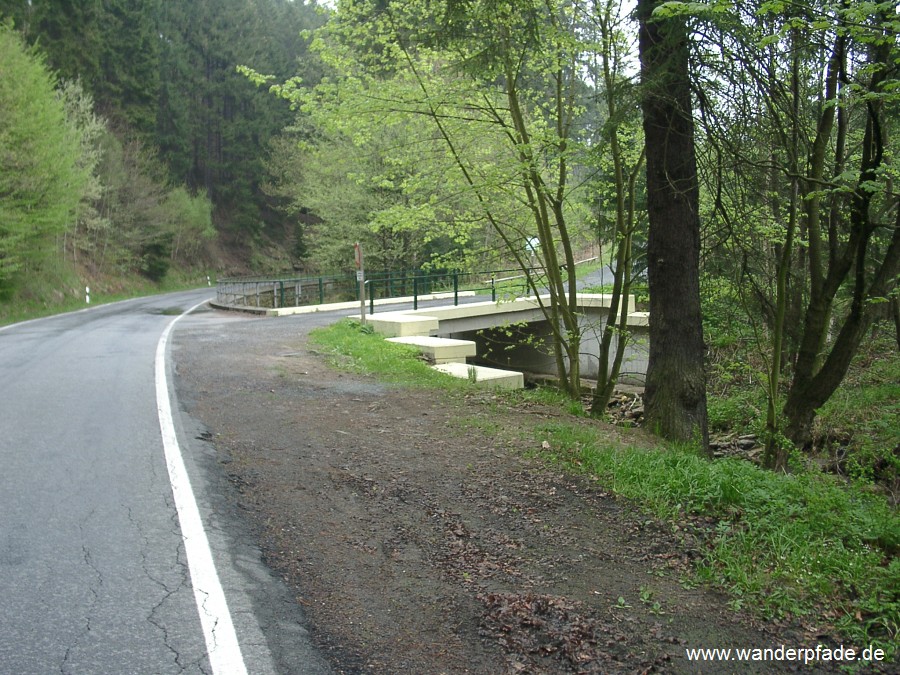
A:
216;267;542;312
216;273;349;309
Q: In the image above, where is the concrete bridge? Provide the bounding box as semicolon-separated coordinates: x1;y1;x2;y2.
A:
366;294;649;389
257;284;649;390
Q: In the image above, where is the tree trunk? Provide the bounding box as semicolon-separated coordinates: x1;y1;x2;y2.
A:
783;201;900;447
782;34;899;449
637;0;709;451
892;297;900;351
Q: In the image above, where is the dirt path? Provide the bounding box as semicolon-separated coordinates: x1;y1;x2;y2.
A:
173;309;845;674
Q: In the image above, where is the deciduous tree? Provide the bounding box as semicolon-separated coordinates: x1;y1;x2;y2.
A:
254;0;639;398
0;23;87;289
683;0;899;468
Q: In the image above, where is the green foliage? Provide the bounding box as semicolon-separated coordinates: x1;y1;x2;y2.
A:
162;187;216;263
692;0;900;458
814;333;900;488
701;276;755;349
707;389;765;434
140;236;172;282
702;276;770;434
257;70;520;274
706;314;899;489
254;0;638;398
1;0;162;138
262;117;486;273
0;2;101;94
88;134;165;274
2;0;324;240
0;23;87;288
291;222;310;265
157;0;324;233
0;1;325;305
58;79;109;258
254;0;613;277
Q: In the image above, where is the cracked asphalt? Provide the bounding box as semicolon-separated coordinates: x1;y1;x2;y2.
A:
0;290;328;674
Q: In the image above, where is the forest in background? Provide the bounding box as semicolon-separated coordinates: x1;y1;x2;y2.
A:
0;0;326;309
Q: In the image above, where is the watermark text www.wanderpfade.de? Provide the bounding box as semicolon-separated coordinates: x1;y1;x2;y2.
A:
685;643;887;665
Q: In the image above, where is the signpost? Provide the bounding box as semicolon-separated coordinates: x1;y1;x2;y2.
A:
354;242;366;325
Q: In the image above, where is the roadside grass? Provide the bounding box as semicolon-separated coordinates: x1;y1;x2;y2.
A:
311;318;900;661
534;423;899;658
309;319;470;389
0;265;210;327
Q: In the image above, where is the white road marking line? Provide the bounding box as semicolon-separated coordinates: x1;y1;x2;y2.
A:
155;300;248;675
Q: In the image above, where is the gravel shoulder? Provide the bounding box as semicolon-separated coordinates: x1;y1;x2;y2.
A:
172;307;845;674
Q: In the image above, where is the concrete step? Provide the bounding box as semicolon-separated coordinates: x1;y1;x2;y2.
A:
432;362;524;389
386;336;477;364
367;311;439;337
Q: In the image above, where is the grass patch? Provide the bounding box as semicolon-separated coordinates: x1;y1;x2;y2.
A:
309;319;469;388
534;423;899;659
507;384;589;417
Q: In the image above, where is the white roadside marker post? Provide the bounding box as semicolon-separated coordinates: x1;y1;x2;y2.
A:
355;242;366;326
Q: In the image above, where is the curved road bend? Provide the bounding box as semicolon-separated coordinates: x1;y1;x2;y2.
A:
0;290;331;674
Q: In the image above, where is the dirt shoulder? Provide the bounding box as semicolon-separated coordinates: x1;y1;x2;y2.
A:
173;309;845;674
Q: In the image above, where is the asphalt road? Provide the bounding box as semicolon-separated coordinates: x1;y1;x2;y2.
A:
0;289;331;675
0;279;617;674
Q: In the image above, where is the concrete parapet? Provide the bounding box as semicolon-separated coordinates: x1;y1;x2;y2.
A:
399;298;533;320
626;311;649;327
265;291;476;317
576;293;636;315
386;336;477;364
432;362;524;390
364;293;648;386
367;312;439;337
366;294;637;334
